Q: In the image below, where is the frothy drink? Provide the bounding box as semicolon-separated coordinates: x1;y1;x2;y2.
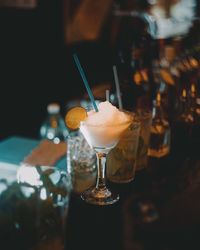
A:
80;101;131;150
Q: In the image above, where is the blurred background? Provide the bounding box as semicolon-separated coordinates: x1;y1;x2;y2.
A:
0;0;199;141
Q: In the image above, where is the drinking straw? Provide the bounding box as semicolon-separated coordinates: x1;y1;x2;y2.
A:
106;89;110;102
73;54;98;112
113;65;123;109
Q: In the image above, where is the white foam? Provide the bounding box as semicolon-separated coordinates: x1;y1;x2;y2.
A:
80;101;132;150
86;101;130;126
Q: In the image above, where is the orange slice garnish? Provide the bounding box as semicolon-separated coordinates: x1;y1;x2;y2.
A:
65;106;87;130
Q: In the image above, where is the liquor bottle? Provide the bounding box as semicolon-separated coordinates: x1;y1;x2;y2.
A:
189;82;197;115
112;5;156;113
131;48;153;111
40;103;69;144
171;88;194;159
148;92;171;158
154;39;179;123
190;84;200;159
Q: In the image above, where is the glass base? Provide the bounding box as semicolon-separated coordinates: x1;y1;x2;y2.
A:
108;176;135;184
81;186;119;205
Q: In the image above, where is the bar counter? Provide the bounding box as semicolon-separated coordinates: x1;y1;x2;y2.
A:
0;136;200;250
67;151;200;250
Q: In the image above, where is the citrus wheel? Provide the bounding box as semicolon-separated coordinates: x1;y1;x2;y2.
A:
65;106;87;130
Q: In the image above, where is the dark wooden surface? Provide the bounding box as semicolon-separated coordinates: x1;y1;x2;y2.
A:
66;153;200;250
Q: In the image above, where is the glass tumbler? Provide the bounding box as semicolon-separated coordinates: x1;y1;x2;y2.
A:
66;130;97;194
106;114;141;183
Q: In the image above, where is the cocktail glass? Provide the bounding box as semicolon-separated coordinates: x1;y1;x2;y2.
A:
79;112;132;205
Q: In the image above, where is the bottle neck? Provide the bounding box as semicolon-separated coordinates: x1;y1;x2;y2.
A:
179;96;194;123
152;99;163;121
181;98;188;113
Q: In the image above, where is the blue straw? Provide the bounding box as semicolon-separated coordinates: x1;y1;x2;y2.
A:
73;54;98;112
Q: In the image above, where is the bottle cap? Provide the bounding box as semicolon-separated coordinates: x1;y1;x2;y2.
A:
47;103;60;114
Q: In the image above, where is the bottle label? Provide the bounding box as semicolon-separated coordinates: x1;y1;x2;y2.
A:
0;0;37;8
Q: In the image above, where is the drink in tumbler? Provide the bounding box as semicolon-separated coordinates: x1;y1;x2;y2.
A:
106;116;140;183
67;131;97;194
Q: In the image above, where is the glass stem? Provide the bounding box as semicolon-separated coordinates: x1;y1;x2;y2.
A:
96;153;107;190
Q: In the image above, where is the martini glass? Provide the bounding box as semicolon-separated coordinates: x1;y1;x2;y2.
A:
79;113;132;205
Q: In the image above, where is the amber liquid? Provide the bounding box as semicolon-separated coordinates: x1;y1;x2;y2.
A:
148;130;170;158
